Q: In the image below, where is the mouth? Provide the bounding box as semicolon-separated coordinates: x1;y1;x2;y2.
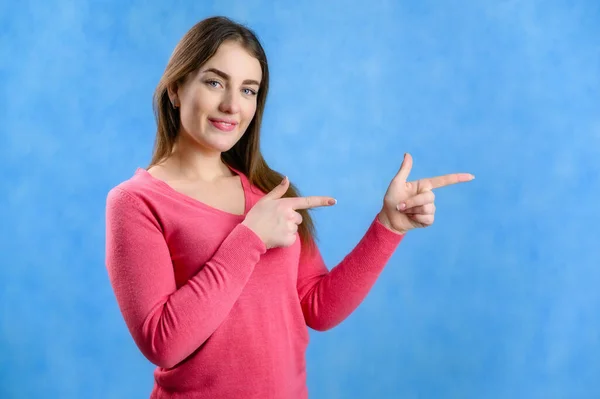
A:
208;118;238;132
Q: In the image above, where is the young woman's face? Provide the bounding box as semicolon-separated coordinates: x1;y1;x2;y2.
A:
171;41;262;154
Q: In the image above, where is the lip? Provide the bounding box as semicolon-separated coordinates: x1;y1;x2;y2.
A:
208;118;238;132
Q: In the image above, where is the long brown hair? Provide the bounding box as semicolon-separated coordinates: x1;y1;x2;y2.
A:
149;16;317;246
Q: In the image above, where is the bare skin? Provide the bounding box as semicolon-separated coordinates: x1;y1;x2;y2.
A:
377;153;475;234
148;42;474;245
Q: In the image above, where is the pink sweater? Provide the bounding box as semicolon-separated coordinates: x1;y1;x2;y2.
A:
105;167;404;398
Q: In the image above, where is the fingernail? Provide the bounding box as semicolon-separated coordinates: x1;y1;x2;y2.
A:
328;199;337;205
396;203;406;211
281;176;287;185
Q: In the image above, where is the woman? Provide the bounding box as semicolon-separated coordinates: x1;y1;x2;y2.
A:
105;16;473;398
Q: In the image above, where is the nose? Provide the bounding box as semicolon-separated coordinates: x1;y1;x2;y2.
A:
218;90;241;114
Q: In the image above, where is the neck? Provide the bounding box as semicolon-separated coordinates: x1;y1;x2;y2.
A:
167;135;233;182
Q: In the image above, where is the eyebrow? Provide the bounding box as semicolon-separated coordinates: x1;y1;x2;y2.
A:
201;67;261;87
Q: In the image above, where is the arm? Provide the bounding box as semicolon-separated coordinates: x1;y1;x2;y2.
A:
296;153;473;331
105;188;266;369
296;216;405;331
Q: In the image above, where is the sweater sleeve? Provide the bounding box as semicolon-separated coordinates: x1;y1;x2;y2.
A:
105;187;266;369
296;215;405;331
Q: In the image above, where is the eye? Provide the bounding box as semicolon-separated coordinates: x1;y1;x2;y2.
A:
205;80;222;88
242;88;257;96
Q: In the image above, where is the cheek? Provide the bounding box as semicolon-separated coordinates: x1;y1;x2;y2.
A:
190;93;212;115
242;101;258;124
181;95;211;127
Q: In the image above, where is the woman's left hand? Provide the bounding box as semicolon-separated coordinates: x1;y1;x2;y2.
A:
377;153;475;235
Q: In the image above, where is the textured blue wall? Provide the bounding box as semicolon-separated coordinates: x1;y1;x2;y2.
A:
2;1;599;398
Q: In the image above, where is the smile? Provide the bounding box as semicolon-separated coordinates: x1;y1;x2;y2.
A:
209;118;238;132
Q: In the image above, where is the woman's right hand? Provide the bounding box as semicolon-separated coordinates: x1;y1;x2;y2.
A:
242;177;336;249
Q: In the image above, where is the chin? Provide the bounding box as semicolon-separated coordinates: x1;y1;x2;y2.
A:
206;137;242;153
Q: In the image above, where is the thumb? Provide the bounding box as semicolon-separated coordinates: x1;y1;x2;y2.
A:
263;176;290;200
394;153;413;183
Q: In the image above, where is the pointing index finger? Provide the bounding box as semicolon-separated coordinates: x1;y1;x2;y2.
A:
423;173;475;189
283;196;337;210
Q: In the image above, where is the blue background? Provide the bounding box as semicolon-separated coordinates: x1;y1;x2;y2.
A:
2;0;599;398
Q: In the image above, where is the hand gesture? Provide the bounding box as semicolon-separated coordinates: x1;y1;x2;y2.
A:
242;177;336;249
378;153;474;234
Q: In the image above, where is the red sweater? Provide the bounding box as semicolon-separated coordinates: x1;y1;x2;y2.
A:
105;167;404;398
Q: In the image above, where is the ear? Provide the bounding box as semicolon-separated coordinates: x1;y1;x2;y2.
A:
167;83;179;108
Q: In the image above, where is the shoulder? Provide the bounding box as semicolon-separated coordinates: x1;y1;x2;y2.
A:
104;169;166;235
105;168;155;212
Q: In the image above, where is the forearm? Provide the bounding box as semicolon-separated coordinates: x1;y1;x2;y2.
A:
131;225;265;368
106;188;266;369
298;216;405;331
